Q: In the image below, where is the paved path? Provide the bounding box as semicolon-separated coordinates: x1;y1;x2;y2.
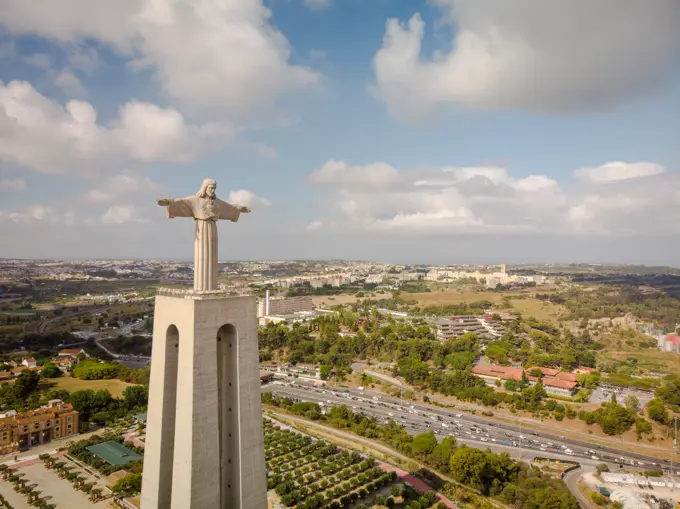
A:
377;461;459;508
564;466;592;509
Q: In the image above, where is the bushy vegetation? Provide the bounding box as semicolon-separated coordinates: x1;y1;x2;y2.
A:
263;420;397;508
0;365;148;425
538;286;680;331
264;397;579;508
68;435;143;476
73;358;120;380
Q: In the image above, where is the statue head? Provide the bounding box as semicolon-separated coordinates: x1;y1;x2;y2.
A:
196;178;217;199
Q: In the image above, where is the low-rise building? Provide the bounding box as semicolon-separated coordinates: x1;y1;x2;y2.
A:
290;363;321;379
0;400;79;454
21;357;37;368
472;363;578;397
434;316;505;341
57;348;88;359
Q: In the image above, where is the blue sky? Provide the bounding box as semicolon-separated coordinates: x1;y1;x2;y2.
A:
1;0;680;265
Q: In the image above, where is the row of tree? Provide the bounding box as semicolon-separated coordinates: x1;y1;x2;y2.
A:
264;395;578;508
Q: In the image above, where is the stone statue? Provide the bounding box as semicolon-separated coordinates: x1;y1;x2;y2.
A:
157;178;251;291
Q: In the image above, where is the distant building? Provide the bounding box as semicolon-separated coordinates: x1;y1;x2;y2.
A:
657;334;680;353
434;316;505;341
257;293;314;318
21;358;37;368
0;400;79;454
57;348;87;359
259;363;321;379
486;277;501;289
472;363;578;397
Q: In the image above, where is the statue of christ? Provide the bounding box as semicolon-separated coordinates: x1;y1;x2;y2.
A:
157;178;251;291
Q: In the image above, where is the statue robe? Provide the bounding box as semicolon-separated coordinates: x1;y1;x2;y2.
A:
165;196;241;291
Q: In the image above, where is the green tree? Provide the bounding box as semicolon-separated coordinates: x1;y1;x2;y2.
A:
112;473;142;496
646;398;668;424
412;431;438;457
319;365;332;381
41;362;62;379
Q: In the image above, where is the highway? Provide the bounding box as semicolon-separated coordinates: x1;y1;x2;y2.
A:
262;378;673;472
36;305;110;333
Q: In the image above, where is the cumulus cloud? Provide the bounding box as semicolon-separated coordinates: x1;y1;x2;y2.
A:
101;205;147;224
53;69;87;97
0;80;231;175
309;159;680;235
573;162;666;183
84;172;162;204
372;0;680;122
309;159;403;187
306;220;322;231
227;189;271;208
0;0;319;120
0;178;26;190
0;205;57;223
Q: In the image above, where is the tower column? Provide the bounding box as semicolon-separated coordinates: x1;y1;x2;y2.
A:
141;291;266;509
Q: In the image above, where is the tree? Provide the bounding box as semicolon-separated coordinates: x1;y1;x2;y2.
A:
319;365;332;381
112;473;143;496
411;431;437;457
646;398;668;424
41;362;62;379
624;395;640;412
123;385;148;410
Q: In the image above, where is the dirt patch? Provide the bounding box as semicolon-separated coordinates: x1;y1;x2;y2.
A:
312;294;359;307
50;377;136;398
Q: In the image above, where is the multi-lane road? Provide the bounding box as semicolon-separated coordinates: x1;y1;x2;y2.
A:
263;378;675;473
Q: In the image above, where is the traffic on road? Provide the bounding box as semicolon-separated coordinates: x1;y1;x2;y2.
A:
263;377;671;472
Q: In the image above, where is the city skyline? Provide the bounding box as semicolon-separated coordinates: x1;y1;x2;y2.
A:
1;0;679;264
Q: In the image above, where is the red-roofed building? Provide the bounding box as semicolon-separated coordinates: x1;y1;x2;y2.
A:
57;349;87;359
472;363;579;397
21;358;37;368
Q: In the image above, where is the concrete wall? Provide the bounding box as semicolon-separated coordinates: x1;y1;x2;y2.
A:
141;293;266;509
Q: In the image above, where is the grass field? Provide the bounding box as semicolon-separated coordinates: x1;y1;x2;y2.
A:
406;287;566;322
312;285;566;322
49;377;136;397
599;350;680;375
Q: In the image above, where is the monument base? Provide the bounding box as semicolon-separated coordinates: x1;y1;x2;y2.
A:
140;290;266;509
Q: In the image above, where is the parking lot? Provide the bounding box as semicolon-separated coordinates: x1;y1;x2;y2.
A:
1;460;109;509
590;384;654;407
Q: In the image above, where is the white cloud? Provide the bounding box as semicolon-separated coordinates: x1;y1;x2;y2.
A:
0;0;319;121
372;1;680;122
309;159;680;235
0;178;26;190
101;205;147;224
573;161;666;183
0;80;230;175
309;159;403;187
227;189;271;208
54;69;87;97
306;220;322;230
303;0;331;11
0;204;57;223
67;46;101;74
84;172;162;204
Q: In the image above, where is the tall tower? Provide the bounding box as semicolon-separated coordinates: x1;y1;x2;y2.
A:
141;179;266;509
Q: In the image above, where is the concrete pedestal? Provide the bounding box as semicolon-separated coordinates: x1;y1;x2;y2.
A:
140;290;266;509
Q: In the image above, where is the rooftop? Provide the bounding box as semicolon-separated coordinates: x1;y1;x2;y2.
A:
86;440;142;466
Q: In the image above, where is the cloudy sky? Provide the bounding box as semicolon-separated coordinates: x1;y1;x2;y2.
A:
1;0;679;265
